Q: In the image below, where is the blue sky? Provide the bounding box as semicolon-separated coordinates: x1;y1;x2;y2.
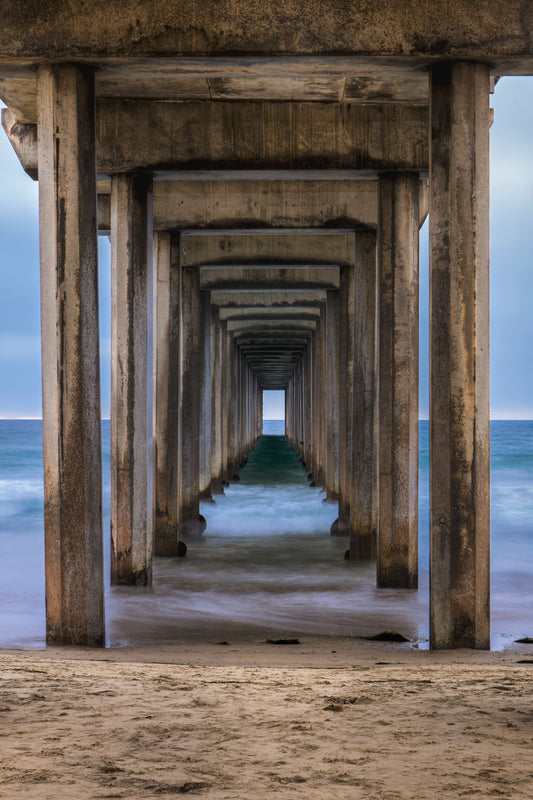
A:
0;76;532;420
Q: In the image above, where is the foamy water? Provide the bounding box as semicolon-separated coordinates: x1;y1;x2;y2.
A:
0;419;532;649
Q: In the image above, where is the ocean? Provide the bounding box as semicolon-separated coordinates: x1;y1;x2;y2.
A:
0;419;532;649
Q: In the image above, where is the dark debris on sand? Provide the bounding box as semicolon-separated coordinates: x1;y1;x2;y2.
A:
361;631;410;643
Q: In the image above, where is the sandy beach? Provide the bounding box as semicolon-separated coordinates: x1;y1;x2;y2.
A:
0;638;532;799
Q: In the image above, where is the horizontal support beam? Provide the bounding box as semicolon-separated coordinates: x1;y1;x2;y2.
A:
233;331;313;340
98;181;426;232
182;230;355;267
219;308;321;320
210;290;327;307
152;178;379;230
0;3;531;63
238;342;309;350
199;266;340;291
2;101;429;175
230;322;317;332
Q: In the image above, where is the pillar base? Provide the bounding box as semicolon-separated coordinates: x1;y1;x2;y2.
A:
349;532;376;560
211;478;225;495
330;518;349;536
154;521;179;557
199;488;216;504
181;514;207;536
377;566;418;590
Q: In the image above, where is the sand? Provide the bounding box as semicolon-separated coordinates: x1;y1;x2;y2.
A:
0;638;532;799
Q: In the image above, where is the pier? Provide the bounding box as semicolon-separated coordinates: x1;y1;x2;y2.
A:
1;2;531;649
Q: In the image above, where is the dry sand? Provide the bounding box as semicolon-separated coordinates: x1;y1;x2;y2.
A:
0;638;532;799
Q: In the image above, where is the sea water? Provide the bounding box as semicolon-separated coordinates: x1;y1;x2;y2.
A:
0;419;532;649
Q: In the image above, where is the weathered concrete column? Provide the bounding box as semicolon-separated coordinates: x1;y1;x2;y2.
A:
236;349;244;465
337;263;355;537
256;377;262;439
154;232;180;555
285;381;292;442
210;308;224;494
257;380;263;438
430;62;490;649
304;337;313;471
309;330;322;485
317;308;327;489
297;356;304;460
325;290;340;501
351;230;379;559
219;319;230;482
37;63;104;645
111;173;154;585
199;290;213;501
180;264;204;535
227;334;237;476
292;366;300;454
378;173;419;588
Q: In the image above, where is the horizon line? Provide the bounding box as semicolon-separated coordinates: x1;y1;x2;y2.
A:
3;417;533;422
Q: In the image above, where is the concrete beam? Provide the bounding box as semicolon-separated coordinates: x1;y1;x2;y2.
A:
2;101;429;174
0;2;531;64
210;290;327;308
93;179;428;234
219;308;321;320
199;267;340;291
181;230;356;267
229;321;316;333
152;178;379;231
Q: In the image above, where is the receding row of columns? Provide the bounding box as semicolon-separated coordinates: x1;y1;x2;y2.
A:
37;59;490;650
287;62;490;646
153;235;263;556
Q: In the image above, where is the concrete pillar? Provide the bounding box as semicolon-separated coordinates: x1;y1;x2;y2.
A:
220;319;230;482
37;63;104;645
180;264;204;535
304;337;313;471
111;173;154;585
297;358;304;459
199;290;213;501
378;173;419;588
317;309;327;489
154;232;180;555
257;377;262;438
258;381;263;437
227;334;237;476
308;321;317;480
337;263;354;537
237;350;244;464
210;308;224;494
325;290;340;501
429;62;490;649
285;382;291;441
351;230;379;558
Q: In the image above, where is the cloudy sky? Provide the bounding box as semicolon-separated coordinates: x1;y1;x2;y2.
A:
0;76;532;420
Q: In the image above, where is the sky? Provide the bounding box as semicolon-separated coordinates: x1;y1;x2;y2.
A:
0;76;532;420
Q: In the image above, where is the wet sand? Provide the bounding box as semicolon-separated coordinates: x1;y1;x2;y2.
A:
0;638;532;799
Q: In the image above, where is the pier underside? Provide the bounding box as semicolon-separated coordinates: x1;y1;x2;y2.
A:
1;1;529;648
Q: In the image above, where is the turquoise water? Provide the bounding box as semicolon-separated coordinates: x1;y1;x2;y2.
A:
0;419;532;648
